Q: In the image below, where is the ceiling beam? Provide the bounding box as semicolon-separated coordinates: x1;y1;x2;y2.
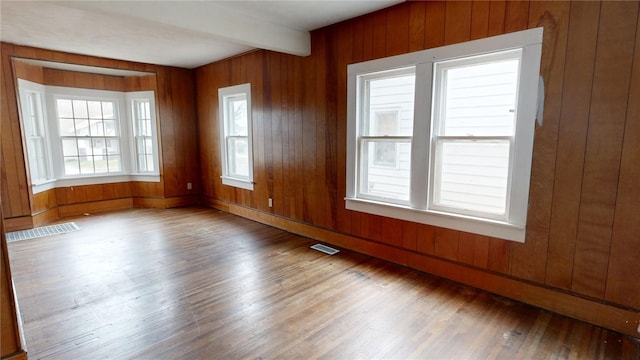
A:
57;1;311;57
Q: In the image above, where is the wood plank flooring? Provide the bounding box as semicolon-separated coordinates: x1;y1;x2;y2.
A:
7;207;639;359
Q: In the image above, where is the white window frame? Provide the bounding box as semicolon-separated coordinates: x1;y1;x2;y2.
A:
17;79;53;186
346;28;543;243
127;92;160;175
218;83;254;191
16;80;160;193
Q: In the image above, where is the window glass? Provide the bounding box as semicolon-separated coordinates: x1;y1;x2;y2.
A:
218;83;254;191
346;28;543;242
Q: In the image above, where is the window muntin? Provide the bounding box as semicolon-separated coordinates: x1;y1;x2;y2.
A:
16;80;159;192
56;98;123;176
346;28;543;243
218;83;254;190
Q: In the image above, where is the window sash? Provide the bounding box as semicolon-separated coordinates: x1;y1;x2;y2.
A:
218;83;254;191
346;27;543;243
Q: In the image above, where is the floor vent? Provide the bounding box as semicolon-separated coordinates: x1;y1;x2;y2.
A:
6;222;79;243
311;243;340;255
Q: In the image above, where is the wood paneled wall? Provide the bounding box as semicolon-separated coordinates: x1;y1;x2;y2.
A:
196;0;640;314
1;43;200;226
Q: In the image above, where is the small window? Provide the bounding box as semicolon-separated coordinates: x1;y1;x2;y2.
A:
218;83;254;190
346;28;543;242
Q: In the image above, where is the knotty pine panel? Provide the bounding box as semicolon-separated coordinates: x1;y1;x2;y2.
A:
196;1;640;314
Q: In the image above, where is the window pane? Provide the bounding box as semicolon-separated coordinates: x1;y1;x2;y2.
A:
72;100;88;119
227;137;249;177
440;57;519;137
59;118;75;136
57;99;73;118
94;155;109;173
75;118;90;136
361;139;411;201
367;73;415;136
106;139;120;155
104;120;117;136
227;96;248;136
87;101;103;119
107;155;121;172
145;155;154;172
64;157;80;175
102;102;115;119
90;120;104;136
144;138;153;154
62;139;78;156
434;140;510;215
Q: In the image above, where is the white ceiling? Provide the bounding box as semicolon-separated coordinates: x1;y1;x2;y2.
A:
1;0;403;69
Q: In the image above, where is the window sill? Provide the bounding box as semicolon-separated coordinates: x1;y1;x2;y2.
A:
221;176;254;191
32;174;160;194
345;197;525;243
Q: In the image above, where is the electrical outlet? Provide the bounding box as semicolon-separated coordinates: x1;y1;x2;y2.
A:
187;182;192;190
268;198;273;208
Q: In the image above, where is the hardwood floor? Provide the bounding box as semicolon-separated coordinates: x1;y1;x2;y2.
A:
7;207;639;359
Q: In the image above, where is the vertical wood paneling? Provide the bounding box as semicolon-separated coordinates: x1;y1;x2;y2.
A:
511;1;570;283
606;8;640;309
191;1;640;315
425;1;446;49
470;0;490;39
2;45;31;218
334;23;352;234
408;1;426;52
434;228;459;261
572;1;638;299
545;1;600;290
2;44;197;222
444;1;472;45
487;1;506;36
386;4;410;56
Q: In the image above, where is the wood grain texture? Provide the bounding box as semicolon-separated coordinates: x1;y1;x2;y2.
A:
572;0;638;299
510;0;570;283
1;43;199;225
545;0;600;290
604;2;640;310
7;207;640;359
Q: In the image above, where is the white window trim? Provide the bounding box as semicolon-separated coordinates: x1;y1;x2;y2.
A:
218;83;254;191
17;79;53;186
127;91;160;175
16;80;160;194
346;28;543;243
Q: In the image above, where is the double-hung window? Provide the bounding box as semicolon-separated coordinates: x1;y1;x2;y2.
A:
56;97;122;175
346;28;543;242
17;79;159;193
17;80;52;185
129;95;158;173
218;83;254;191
